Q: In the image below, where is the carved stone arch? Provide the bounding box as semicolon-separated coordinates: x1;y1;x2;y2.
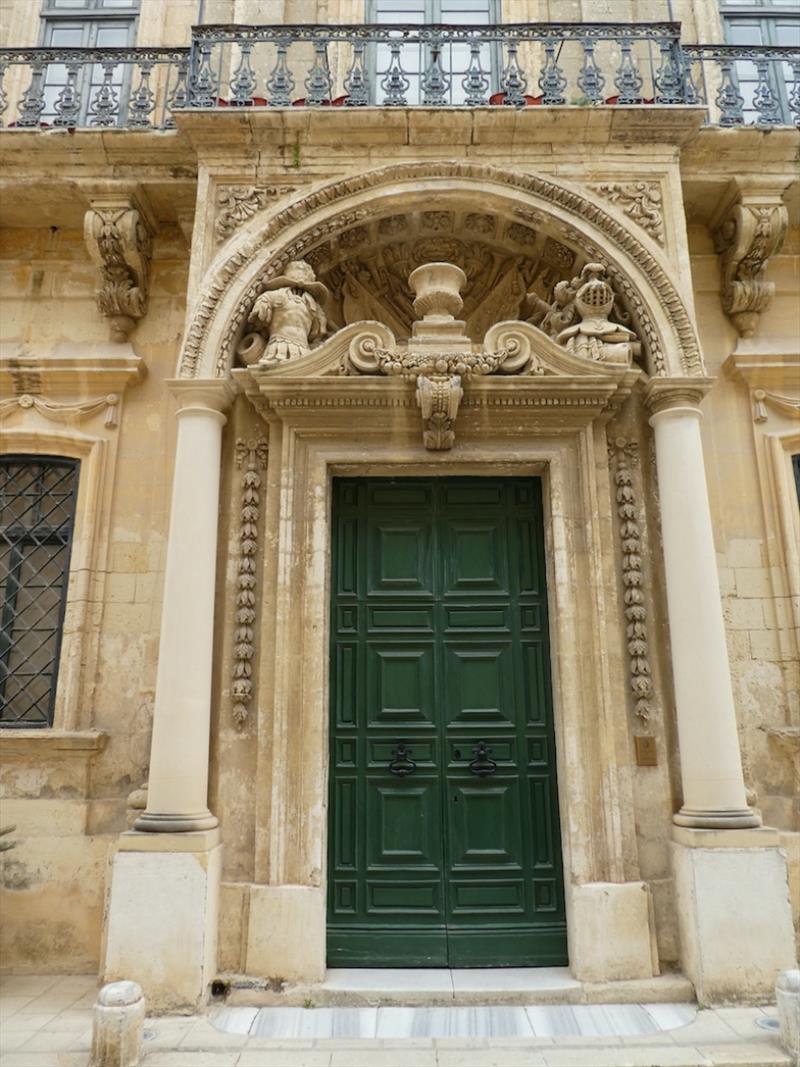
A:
177;162;703;381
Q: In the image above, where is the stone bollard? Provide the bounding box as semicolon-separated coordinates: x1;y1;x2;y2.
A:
91;980;145;1067
776;969;800;1064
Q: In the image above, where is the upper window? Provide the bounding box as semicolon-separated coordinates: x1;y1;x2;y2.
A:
720;0;800;123
369;0;499;105
40;0;140;126
0;457;80;728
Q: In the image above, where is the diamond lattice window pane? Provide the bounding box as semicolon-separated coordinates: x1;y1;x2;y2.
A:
0;457;79;727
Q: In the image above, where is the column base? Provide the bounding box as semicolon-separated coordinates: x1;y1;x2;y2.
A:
569;882;658;983
103;830;222;1012
133;809;219;833
673;806;762;829
671;826;797;1005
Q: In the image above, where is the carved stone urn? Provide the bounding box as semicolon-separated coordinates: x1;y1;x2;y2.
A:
409;261;467;323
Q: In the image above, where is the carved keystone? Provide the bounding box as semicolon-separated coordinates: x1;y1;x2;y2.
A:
712;179;789;339
84;188;156;343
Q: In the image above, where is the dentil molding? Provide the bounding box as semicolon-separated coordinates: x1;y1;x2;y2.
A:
711;179;790;339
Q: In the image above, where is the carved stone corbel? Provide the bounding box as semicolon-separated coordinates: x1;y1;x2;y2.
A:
712;180;789;339
84;190;155;343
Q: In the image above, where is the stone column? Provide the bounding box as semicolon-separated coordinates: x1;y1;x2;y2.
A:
647;379;796;1004
646;380;758;829
135;380;233;833
103;380;232;1011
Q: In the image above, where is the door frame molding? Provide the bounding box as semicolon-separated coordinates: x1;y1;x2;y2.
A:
238;389;656;983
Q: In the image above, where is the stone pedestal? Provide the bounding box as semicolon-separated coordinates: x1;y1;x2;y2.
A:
671;827;797;1004
569;882;658;982
102;830;221;1012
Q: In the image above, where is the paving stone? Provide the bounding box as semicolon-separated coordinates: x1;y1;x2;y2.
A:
701;1043;791;1065
542;1046;713;1066
436;1050;548;1066
329;1049;438;1066
237;1051;333;1067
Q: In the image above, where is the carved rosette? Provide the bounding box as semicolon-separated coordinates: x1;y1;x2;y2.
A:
713;188;788;338
608;437;654;724
84;203;153;343
232;436;268;729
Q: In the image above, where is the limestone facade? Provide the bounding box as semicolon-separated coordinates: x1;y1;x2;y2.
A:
0;0;798;1011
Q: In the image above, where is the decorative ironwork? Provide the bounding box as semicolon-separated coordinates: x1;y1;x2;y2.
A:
577;38;605;103
230;41;257;106
539;38;567;105
469;740;497;777
0;457;79;728
0;27;797;128
388;743;417;777
421;33;450;105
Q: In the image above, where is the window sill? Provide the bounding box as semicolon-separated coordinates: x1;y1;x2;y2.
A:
0;729;108;760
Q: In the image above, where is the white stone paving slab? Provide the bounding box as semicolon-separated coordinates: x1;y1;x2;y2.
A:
217;1001;698;1041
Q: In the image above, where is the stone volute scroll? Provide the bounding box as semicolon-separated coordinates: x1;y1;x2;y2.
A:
83;189;155;343
711;178;790;339
236;259;643;451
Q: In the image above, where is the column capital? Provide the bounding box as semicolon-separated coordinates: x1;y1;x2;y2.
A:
166;378;238;416
644;376;714;418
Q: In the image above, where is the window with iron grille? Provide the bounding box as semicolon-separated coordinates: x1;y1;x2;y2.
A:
0;457;80;728
40;0;140;126
720;0;800;123
369;0;500;105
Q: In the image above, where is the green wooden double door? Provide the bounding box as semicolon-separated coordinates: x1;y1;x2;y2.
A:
327;478;567;968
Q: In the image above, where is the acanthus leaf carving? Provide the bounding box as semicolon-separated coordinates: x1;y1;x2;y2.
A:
608;436;655;724
713;185;788;339
232;435;268;729
84;201;153;343
590;181;665;246
215;185;298;244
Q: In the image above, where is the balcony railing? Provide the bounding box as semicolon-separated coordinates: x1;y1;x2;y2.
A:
1;23;798;130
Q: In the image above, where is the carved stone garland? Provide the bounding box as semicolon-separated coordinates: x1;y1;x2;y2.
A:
232;435;267;729
84;202;153;343
608;436;654;724
0;392;120;426
176;161;702;379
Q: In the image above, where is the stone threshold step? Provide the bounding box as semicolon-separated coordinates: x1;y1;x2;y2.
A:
210;1001;697;1040
220;968;695;1008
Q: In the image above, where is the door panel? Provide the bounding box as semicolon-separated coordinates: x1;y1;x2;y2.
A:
327;478;567;967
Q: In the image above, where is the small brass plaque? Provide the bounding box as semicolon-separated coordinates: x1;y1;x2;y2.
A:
634;735;658;767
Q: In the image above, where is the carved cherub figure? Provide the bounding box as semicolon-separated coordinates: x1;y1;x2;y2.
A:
556;263;641;364
239;260;329;368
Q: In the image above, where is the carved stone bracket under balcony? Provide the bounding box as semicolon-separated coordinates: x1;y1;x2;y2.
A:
711;178;790;339
84;187;157;343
